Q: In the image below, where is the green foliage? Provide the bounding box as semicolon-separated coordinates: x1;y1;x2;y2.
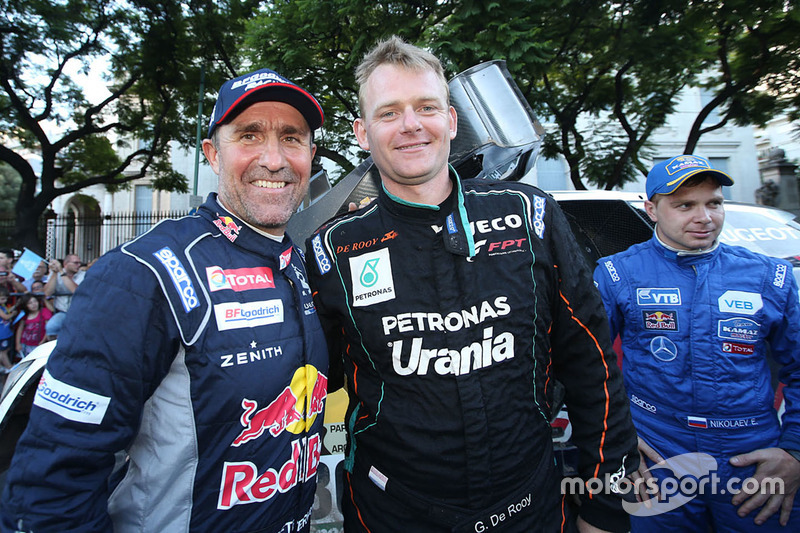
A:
0;0;254;249
0;163;21;215
244;0;447;182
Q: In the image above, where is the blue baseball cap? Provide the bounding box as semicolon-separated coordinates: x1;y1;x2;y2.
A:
646;155;733;199
207;68;324;138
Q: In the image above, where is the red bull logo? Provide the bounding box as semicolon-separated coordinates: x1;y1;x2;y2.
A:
231;365;327;447
218;434;321;510
642;310;678;331
214;214;241;242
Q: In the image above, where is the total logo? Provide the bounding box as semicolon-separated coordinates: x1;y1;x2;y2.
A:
206;266;275;292
231;365;327;446
722;341;755;355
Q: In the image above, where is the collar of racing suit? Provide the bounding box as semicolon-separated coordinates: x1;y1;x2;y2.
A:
378;165;476;258
652;228;721;265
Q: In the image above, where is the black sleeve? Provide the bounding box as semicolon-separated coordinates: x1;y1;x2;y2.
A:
305;233;346;393
545;196;639;532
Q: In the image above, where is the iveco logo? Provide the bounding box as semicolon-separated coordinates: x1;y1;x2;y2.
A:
650;336;677;362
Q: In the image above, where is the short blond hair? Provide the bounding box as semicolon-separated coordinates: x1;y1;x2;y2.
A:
355;35;449;116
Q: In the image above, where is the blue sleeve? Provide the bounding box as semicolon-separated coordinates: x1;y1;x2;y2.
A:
0;252;180;532
593;259;623;342
769;272;800;451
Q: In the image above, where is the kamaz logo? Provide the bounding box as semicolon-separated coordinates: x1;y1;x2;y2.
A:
637;288;681;306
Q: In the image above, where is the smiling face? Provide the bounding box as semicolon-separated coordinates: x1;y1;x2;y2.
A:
203;101;316;236
354;64;457;203
645;176;725;251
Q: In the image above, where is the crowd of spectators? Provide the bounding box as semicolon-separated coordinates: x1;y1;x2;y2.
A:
0;248;87;374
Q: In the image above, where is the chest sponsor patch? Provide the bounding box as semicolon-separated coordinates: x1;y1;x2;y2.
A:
642;310;678;331
718;317;760;342
214;299;284;331
718;290;763;316
636;288;681;306
206;266;275;292
649;336;678;361
34;369;110;425
350;248;395;307
722;341;755;355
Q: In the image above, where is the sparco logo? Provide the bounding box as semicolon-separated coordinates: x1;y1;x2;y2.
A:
312;235;330;274
604;260;620;282
153;247;199;312
630;394;657;413
773;263;787;288
391;327;514;376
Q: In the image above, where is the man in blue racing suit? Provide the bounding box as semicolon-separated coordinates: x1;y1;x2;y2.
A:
594;155;800;532
1;68;329;533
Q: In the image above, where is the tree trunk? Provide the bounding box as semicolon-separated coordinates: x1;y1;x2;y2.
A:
13;203;48;256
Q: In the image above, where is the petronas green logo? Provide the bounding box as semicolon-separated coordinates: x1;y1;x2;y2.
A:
360;258;380;287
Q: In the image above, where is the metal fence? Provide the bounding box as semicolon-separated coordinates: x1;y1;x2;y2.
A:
0;211;189;263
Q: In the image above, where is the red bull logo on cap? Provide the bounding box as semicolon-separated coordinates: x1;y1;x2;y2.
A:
231;365;327;447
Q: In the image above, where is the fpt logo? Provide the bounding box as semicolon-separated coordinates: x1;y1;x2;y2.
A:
637;288;681;306
231;365;327;446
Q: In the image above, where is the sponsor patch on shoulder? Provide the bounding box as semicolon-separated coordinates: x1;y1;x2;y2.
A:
153;247;199;312
312;235;331;275
773;263;787;288
604;260;620;282
533;196;546;239
34;369;110;424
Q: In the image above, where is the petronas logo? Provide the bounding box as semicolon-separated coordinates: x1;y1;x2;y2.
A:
360;258;380;287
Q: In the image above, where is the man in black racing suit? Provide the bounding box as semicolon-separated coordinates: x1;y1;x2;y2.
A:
306;35;638;533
